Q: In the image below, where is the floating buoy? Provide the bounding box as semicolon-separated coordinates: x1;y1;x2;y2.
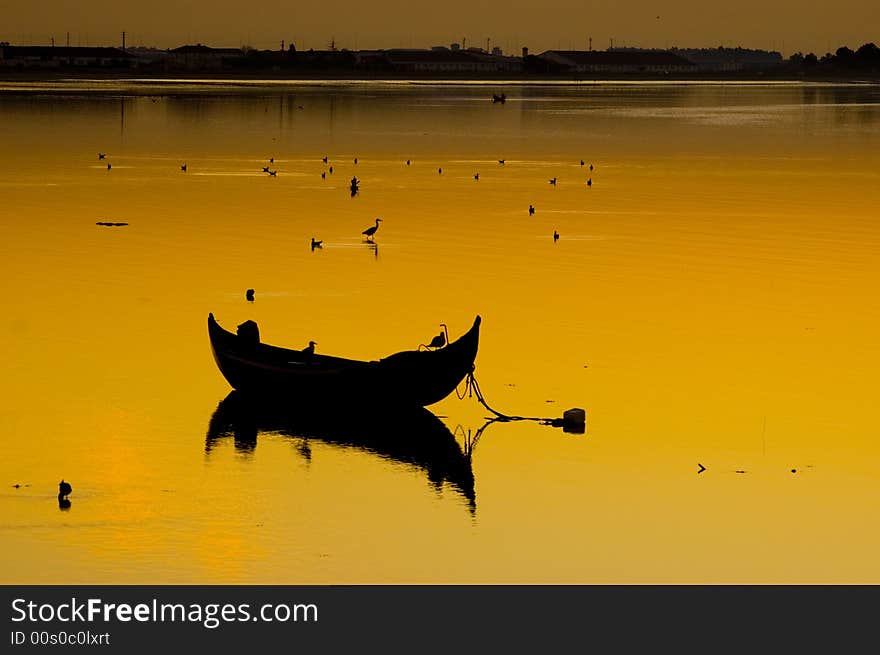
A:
562;407;586;433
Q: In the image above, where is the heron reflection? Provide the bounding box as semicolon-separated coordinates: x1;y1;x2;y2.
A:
205;391;478;512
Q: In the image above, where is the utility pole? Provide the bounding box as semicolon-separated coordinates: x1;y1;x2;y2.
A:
66;32;70;47
122;31;126;51
589;36;592;51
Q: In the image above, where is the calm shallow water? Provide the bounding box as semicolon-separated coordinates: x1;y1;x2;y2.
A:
1;81;879;583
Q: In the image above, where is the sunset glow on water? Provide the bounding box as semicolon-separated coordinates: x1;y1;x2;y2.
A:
1;81;879;583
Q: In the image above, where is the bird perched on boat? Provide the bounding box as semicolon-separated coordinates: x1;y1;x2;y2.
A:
428;324;448;350
98;153;106;160
311;237;323;250
529;204;535;216
553;230;559;242
362;218;382;240
246;289;255;302
58;479;72;499
586;178;592;187
181;163;187;172
549;177;557;186
322;156;328;163
474;173;479;180
302;340;317;355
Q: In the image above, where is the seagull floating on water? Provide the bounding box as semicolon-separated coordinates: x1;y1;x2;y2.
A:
474;173;479;180
180;163;187;172
587;178;592;187
529;204;535;216
246;289;255;302
553;230;559;242
98;153;106;160
549;177;557;186
322;156;328;164
498;159;505;165
268;170;277;177
311;237;323;250
58;479;72;498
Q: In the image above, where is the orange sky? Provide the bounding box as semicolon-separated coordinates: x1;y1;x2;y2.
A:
2;0;877;56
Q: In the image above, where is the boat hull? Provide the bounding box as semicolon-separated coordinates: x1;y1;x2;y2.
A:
208;314;481;407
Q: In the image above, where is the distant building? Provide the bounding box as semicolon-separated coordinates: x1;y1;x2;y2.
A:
0;45;133;68
168;44;243;71
539;50;696;73
382;48;521;73
672;47;784;71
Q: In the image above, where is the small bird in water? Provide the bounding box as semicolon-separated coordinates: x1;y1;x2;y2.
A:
181;163;187;172
589;164;594;171
322;156;328;164
262;166;270;173
498;159;505;165
362;218;382;240
268;170;277;177
246;289;255;302
106;163;112;170
311;237;323;250
98;153;106;160
269;157;274;163
406;159;411;166
438;167;442;175
553;230;559;242
329;166;334;174
580;160;585;166
529;204;535;216
321;171;326;179
549;177;557;186
474;173;479;180
303;341;317;355
587;178;592;187
354;158;358;165
58;479;72;498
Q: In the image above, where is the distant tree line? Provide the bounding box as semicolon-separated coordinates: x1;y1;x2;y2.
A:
788;43;880;72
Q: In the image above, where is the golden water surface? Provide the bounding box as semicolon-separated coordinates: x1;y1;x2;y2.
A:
1;81;879;583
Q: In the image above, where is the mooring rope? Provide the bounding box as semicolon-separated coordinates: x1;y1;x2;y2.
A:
457;369;562;426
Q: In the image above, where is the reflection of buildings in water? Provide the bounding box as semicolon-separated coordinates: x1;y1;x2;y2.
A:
205;391;476;512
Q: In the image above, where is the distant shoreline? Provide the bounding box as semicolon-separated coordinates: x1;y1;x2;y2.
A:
1;69;878;89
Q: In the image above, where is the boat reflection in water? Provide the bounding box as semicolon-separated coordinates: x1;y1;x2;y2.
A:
205;391;477;512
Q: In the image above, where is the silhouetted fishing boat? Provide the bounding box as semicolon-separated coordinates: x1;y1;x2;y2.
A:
206;391;476;510
208;314;481;406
